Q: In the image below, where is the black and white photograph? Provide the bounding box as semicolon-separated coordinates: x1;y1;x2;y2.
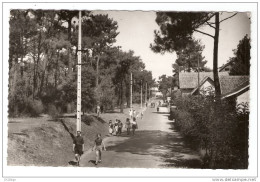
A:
1;1;258;181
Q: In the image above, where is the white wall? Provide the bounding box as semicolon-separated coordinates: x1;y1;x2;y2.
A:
237;90;250;105
199;80;215;95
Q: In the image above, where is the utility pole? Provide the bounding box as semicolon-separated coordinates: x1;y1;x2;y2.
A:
76;11;82;133
140;80;142;109
145;82;147;107
197;54;200;94
130;72;133;110
148;86;150;102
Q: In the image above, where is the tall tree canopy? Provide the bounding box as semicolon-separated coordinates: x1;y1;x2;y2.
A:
229;35;250;75
151;12;237;98
158;75;173;100
174;39;208;72
8;10;154;116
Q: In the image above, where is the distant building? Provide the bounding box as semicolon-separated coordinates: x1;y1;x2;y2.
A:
178;72;229;96
150;87;162;97
221;79;249;107
191;75;249;100
219;60;235;74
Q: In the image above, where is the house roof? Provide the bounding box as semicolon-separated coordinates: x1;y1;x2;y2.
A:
189;75;249;96
219;60;235;72
221;79;249;99
219;76;249;95
190;76;214;95
179;72;229;89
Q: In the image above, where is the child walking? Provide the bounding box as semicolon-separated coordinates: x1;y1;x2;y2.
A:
92;133;106;165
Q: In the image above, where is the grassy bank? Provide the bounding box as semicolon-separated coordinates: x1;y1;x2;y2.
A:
7;104;145;166
8;115;109;166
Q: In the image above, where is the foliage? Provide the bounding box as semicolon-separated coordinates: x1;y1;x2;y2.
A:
158;75;173;99
8;10;155;117
47;104;61;121
151;12;238;97
172;95;249;169
81;115;95;125
26;98;44;117
229;35;250;75
150;12;214;53
175;39;207;72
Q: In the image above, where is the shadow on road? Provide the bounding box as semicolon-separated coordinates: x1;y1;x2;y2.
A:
151;112;170;114
88;160;96;165
107;129;202;168
68;161;78;166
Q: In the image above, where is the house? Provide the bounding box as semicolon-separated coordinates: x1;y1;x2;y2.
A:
178;71;250;111
190;75;249;97
179;72;229;96
150;87;162;97
219;60;235;73
221;79;250;107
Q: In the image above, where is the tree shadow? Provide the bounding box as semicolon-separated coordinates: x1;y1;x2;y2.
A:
104;110;121;113
8;121;21;123
107;130;202;168
151;112;170;114
88;160;96;165
92;115;106;123
68;161;78;166
59;119;75;141
62;115;76;119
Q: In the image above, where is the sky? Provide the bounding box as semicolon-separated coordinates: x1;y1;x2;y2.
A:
94;11;250;80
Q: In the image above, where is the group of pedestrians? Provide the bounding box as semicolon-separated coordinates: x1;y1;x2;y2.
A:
129;109;144;120
72;108;142;167
109;117;138;136
73;131;106;167
108;119;123;136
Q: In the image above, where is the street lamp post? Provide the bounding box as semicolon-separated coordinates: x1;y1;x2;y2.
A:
145;82;147;107
197;53;200;94
130;72;133;110
76;11;82;133
140;80;142;110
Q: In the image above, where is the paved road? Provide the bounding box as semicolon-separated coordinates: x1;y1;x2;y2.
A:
80;105;202;168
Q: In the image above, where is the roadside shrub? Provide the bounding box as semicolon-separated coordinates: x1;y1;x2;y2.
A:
173;95;249;169
47;104;61;121
174;110;195;136
81;115;95;125
26;99;44;117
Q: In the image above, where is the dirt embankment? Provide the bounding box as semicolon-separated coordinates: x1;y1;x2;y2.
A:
8;115;109;166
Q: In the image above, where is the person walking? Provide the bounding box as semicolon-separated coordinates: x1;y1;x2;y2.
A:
97;105;100;117
114;119;119;136
131;117;138;135
118;120;123;135
73;131;84;166
92;134;106;165
133;110;136;118
108;120;113;135
141;111;143;119
129;109;133;119
100;105;104;114
125;118;131;135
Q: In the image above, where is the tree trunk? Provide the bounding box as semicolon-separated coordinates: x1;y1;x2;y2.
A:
120;80;124;113
35;32;42;98
55;51;59;89
67;20;72;78
96;55;100;89
33;41;36;100
39;51;48;97
96;55;100;103
213;12;221;98
11;56;19;116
